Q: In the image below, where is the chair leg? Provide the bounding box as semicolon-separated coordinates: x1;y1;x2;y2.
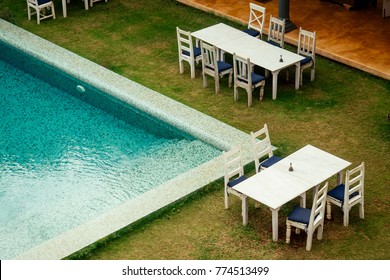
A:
286;223;291;244
310;67;315;82
203;73;208;88
300;70;303;86
359;200;365;219
52;5;56;19
306;230;313;251
224;189;229;209
215;75;220;93
259;85;264;101
234;85;238;101
190;63;195;79
246;88;252;107
326;201;332;219
178;59;184;74
228;72;232;88
37;8;40;24
343;207;349;227
317;222;324;240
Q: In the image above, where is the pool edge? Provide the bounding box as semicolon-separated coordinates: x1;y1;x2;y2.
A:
1;19;253;260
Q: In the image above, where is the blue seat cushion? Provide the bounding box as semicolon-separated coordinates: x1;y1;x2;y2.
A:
243;28;260;37
217;60;233;72
37;0;51;4
327;184;359;202
260;155;282;170
238;73;265;84
300;56;312;66
267;40;282;48
288;206;311;224
251;73;265;84
182;46;201;58
193;46;201;57
227;175;247;188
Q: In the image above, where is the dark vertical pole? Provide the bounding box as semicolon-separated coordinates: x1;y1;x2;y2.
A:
278;0;290;19
278;0;296;33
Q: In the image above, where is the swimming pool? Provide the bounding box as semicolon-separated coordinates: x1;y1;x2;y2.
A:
0;40;222;259
0;19;253;259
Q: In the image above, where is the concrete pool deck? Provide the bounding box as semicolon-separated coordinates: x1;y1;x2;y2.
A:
0;19;253;260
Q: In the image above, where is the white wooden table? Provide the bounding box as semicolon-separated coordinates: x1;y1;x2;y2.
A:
61;0;89;18
192;23;305;100
233;144;351;241
191;23;247;45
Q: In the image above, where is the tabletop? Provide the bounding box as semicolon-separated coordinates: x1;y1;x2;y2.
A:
192;23;304;72
192;23;248;45
218;35;304;72
233;145;351;210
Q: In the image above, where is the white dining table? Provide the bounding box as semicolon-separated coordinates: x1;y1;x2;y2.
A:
192;23;305;100
232;144;351;241
191;23;247;45
61;0;89;18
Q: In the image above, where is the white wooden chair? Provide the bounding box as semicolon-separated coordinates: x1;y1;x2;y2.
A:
267;15;285;48
233;53;265;107
176;27;202;79
90;0;107;7
250;124;282;173
326;162;365;227
250;124;285;208
242;3;266;39
250;124;307;207
286;182;328;251
223;146;248;225
200;40;232;93
26;0;56;24
297;27;317;86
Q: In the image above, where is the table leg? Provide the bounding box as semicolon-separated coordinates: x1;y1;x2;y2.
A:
270;207;280;241
84;0;89;10
271;71;280;100
337;171;344;185
300;192;306;208
295;62;301;89
242;195;248;226
62;0;67;17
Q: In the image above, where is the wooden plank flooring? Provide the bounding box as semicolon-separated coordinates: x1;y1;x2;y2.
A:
178;0;390;80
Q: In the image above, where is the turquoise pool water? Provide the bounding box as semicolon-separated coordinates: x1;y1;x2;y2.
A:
0;41;221;259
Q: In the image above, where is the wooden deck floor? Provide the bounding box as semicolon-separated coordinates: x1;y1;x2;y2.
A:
178;0;390;80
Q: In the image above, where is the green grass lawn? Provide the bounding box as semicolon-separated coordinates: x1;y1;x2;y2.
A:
2;0;390;259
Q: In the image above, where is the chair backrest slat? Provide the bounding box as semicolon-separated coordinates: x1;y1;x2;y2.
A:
233;53;251;85
223;146;245;184
268;15;285;48
298;27;316;59
200;41;217;72
345;162;365;202
250;124;274;172
309;182;328;229
177;27;194;57
248;3;266;39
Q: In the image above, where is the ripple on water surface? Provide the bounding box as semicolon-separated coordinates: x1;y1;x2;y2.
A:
0;59;220;259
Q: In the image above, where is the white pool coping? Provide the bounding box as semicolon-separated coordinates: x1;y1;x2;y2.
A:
1;19;254;260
